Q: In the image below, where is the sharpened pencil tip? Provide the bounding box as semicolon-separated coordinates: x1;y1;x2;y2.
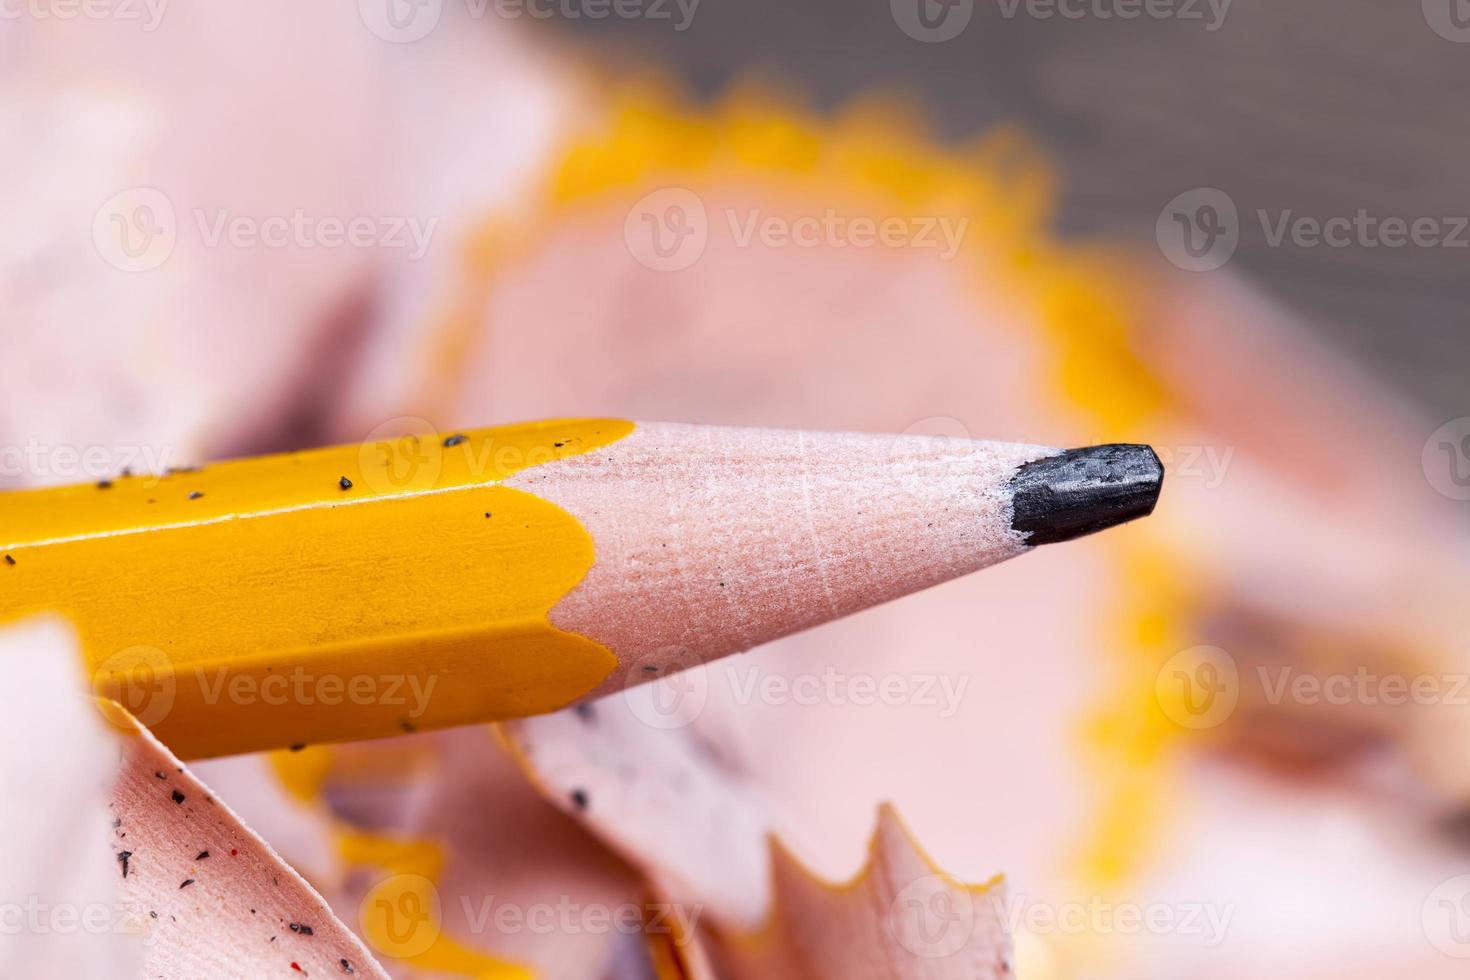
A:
1009;444;1163;545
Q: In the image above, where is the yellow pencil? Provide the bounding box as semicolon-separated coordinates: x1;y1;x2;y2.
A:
0;419;1160;758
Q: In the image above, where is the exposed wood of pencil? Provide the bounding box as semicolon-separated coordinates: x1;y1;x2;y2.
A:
0;419;1159;758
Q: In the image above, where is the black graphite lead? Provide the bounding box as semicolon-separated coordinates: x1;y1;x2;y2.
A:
1009;444;1163;545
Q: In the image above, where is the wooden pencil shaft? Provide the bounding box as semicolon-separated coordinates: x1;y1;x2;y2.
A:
0;418;1157;758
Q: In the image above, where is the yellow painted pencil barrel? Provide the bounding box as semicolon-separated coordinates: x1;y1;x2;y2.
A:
0;418;1160;758
2;419;632;758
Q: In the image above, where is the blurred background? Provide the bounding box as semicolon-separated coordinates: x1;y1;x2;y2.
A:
5;2;1470;978
560;0;1470;417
